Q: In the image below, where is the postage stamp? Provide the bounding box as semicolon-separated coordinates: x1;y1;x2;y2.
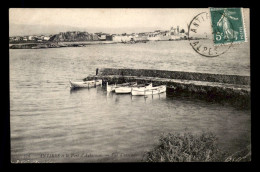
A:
209;8;246;45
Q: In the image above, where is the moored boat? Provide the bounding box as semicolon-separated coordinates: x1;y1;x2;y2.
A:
114;82;138;94
106;82;117;92
131;85;166;96
70;79;102;89
107;82;138;92
116;83;152;94
129;83;153;92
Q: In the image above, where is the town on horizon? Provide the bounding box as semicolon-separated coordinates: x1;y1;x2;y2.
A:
10;8;211;42
9;26;189;43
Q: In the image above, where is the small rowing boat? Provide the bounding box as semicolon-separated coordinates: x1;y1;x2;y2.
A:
118;83;152;95
131;85;166;96
107;82;138;92
131;83;153;91
107;83;116;92
114;82;138;94
70;79;102;89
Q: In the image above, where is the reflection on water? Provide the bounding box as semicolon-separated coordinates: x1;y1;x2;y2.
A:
10;41;250;162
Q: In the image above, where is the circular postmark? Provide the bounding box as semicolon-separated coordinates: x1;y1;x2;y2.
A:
188;12;233;57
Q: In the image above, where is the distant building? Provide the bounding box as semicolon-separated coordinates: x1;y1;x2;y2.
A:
14;36;23;41
112;34;134;42
154;30;161;34
180;29;185;33
40;35;45;39
106;35;113;41
112;35;122;42
92;34;99;41
98;34;106;41
170;27;176;35
23;36;28;41
159;31;168;36
94;32;107;41
134;33;148;41
36;36;43;40
43;36;50;41
28;36;36;41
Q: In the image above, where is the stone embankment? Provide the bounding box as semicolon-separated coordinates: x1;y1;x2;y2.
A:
85;68;250;109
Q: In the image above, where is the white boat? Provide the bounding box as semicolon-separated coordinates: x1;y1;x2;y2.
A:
131;85;166;96
130;83;153;92
107;82;137;92
115;82;138;94
70;79;102;89
116;83;152;94
106;82;117;92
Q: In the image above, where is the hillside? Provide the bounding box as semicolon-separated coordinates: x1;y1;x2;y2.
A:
49;31;100;42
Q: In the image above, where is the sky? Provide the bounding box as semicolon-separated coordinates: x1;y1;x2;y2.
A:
9;8;249;37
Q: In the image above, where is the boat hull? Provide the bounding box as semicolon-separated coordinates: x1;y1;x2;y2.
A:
114;82;138;94
131;85;166;96
70;79;102;88
107;84;116;92
115;87;133;94
130;83;153;92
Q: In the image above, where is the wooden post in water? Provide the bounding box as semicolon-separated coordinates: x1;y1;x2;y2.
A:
95;68;99;87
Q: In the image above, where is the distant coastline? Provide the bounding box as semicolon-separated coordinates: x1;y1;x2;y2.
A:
9;41;115;49
9;26;194;49
9;37;208;49
9;40;144;49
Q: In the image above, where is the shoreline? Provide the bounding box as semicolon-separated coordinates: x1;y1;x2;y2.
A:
9;41;118;49
9;39;203;49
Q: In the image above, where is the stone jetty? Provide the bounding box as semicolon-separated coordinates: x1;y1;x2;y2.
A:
84;68;250;109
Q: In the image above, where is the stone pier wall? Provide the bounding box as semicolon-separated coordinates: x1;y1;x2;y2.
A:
84;68;250;109
97;68;250;85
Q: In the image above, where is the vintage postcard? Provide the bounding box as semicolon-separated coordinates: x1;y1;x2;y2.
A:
9;8;250;163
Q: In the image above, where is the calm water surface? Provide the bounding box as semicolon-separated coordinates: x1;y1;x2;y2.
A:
10;41;250;162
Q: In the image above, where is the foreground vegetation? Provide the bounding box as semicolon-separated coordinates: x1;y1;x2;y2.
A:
143;132;250;162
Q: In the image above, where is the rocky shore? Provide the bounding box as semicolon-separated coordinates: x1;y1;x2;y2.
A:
9;40;150;49
9;41;117;49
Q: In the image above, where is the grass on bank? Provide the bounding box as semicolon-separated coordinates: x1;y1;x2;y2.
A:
142;132;250;162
